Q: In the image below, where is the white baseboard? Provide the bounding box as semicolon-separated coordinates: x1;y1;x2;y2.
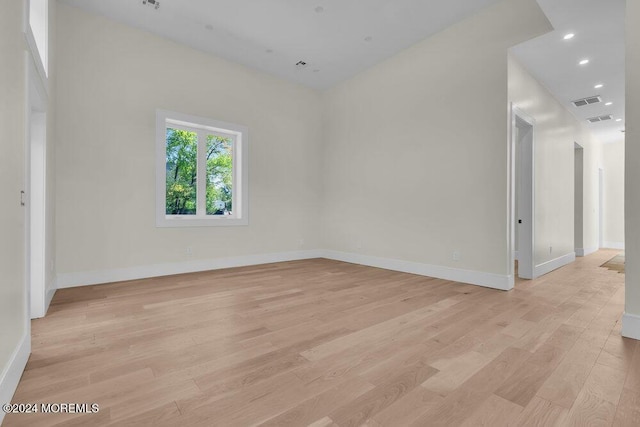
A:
56;250;324;288
56;249;514;292
622;312;640;341
534;252;576;278
603;242;625;250
45;285;56;314
31;280;58;320
0;332;30;425
576;247;598;257
322;250;513;291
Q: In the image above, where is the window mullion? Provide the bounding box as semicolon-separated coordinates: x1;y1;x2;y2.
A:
196;129;207;216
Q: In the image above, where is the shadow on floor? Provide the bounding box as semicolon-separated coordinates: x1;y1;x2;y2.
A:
600;253;625;273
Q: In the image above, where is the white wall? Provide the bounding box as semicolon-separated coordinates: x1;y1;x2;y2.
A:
508;56;603;264
0;0;28;417
55;4;323;284
603;141;625;248
623;0;640;339
321;0;551;288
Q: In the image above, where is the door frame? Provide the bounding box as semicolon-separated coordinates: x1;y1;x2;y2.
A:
599;168;604;248
509;105;535;281
574;143;584;252
27;54;48;319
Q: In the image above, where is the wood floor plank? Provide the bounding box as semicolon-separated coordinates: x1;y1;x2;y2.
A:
613;388;640;427
514;396;569;427
258;377;374;427
328;361;438;427
459;394;523;426
563;362;628;426
370;386;445;426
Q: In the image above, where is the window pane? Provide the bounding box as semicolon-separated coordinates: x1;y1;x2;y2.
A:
206;135;233;215
165;128;198;215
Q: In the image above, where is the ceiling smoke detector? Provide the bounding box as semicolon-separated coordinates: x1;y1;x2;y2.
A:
587;114;612;123
142;0;160;10
572;96;602;107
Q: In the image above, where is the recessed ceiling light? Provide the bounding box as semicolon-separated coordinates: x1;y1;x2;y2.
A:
204;24;213;31
579;59;589;65
315;6;324;13
616;119;622;122
313;69;320;73
265;49;273;54
564;33;575;40
605;102;613;106
364;36;373;42
594;84;603;89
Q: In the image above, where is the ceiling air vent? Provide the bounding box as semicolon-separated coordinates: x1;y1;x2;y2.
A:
587;115;613;123
572;96;602;107
142;0;160;10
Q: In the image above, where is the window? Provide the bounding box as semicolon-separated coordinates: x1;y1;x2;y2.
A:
156;110;248;227
29;0;49;76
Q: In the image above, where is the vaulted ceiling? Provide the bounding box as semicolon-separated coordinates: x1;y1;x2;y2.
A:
61;0;625;144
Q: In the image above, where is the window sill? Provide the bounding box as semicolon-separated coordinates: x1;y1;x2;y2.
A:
156;216;248;228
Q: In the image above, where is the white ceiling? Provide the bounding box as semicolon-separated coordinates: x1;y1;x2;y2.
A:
511;0;625;144
60;0;501;89
61;0;625;144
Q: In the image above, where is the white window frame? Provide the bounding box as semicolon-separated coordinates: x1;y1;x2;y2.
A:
27;0;49;79
156;109;248;227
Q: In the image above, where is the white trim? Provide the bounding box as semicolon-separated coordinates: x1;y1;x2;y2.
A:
599;169;604;249
323;250;513;291
509;105;536;280
0;332;31;425
56;250;324;288
576;247;598;257
55;249;513;291
44;285;56;314
534;252;576;278
26;52;48;321
603;242;625;250
622;313;640;341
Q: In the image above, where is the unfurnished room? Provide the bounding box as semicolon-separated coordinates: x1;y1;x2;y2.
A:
1;0;639;425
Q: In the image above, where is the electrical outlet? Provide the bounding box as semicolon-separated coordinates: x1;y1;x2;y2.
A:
186;246;193;256
452;250;461;261
298;238;305;248
356;240;363;250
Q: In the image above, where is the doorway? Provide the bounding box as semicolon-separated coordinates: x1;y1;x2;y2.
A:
27;58;48;319
511;106;535;280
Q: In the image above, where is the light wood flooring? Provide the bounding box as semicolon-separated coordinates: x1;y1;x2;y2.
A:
5;249;640;426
